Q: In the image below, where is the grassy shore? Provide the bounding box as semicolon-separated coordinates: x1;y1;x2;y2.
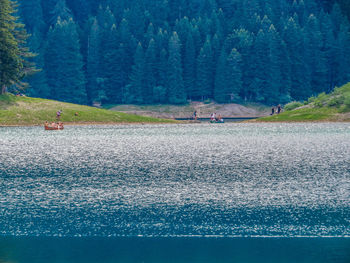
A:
256;83;350;122
0;94;175;126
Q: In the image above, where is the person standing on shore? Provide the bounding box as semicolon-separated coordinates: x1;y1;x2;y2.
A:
277;105;282;114
270;107;275;115
193;111;198;120
56;110;62;120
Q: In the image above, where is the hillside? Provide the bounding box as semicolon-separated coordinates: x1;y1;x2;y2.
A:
257;83;350;122
0;94;174;126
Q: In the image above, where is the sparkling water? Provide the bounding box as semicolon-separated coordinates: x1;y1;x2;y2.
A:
0;123;349;262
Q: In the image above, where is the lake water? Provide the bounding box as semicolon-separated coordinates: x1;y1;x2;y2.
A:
0;123;349;262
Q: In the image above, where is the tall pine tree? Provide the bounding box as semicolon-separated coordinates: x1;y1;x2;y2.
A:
167;32;186;104
45;18;87;104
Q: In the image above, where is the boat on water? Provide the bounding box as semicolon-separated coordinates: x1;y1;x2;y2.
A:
44;122;64;130
210;119;225;124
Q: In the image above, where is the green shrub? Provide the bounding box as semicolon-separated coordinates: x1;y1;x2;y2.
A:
327;96;344;107
307;96;316;104
284;101;303;111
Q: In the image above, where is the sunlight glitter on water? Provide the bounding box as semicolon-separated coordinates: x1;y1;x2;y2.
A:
0;123;349;237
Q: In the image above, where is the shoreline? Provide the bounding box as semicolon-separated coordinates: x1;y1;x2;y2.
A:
0;121;182;127
2;119;350;127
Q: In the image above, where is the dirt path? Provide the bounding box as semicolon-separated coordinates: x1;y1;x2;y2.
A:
110;102;270;119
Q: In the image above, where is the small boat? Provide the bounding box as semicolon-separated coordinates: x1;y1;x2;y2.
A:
44;124;64;130
210;119;225;124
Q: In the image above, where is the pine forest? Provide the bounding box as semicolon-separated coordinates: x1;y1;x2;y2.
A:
13;0;350;105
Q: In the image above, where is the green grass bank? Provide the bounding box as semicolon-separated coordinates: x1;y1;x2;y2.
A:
257;83;350;122
0;94;175;126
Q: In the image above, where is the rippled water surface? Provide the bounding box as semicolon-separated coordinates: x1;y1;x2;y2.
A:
0;123;349;237
0;123;349;262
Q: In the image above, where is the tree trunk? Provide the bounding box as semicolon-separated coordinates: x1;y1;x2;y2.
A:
1;85;6;95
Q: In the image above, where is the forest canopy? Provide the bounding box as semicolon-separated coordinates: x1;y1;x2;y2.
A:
16;0;350;105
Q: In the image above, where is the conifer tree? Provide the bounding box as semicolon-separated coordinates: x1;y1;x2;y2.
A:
305;14;328;94
321;13;339;91
128;43;145;104
102;24;125;103
195;37;213;100
86;18;100;104
50;0;72;25
167;32;186;104
45;18;87;104
214;49;228;103
157;48;168;89
283;17;311;100
225;48;242;102
118;18;137;81
18;0;45;33
26;29;49;98
337;21;350;85
144;39;157;103
265;25;282;104
0;0;34;94
183;31;196;99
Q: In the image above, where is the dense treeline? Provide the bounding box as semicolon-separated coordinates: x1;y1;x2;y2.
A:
18;0;350;105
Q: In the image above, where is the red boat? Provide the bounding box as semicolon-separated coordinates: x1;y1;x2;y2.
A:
44;124;64;130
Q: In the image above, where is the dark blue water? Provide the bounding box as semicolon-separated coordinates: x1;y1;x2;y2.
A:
0;124;349;262
0;237;349;263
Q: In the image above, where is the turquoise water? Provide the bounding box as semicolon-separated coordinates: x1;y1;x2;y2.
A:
0;123;349;262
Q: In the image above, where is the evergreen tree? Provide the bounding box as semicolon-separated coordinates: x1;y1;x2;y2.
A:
118;18;137;82
252;29;269;102
183;30;196;99
26;29;49;98
128;43;144;104
41;0;58;25
167;32;186;104
265;25;282;104
18;0;45;33
321;13;339;92
195;37;213;100
214;48;228;103
283;17;311;100
305;14;328;94
225;49;242;101
45;18;87;104
102;24;125;104
157;48;168;89
0;0;34;94
50;0;72;25
337;21;350;85
215;48;243;104
86;18;100;104
144;38;157;103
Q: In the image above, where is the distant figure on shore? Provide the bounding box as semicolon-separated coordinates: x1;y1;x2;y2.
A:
75;112;79;117
270;107;275;115
193;111;197;120
217;114;224;123
56;110;62;120
210;113;216;121
277;105;282;114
